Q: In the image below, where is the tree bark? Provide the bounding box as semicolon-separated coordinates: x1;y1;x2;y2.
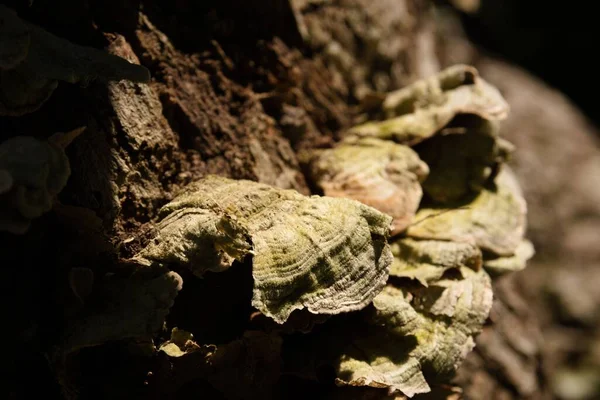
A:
7;1;595;400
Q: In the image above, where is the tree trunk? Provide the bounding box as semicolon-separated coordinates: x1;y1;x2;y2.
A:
6;1;593;399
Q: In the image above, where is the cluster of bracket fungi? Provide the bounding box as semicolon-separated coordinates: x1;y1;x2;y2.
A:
1;5;531;399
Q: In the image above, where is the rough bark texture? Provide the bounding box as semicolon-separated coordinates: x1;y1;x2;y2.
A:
3;1;598;400
1;1;429;399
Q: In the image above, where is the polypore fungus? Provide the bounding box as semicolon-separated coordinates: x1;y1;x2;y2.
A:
303;137;429;234
346;65;509;145
285;267;493;398
390;238;482;286
342;65;514;203
281;65;530;398
407;167;527;256
335;267;493;397
134;175;393;324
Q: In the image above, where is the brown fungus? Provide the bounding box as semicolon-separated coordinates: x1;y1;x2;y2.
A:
134;175;393;324
302;137;429;234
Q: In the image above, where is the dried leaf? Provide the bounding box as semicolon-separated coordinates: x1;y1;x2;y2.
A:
346;65;508;145
303;138;429;234
390;238;482;286
135;175;393;324
0;129;82;234
61;270;183;353
0;5;150;115
335;267;493;397
483;240;535;275
407;168;527;256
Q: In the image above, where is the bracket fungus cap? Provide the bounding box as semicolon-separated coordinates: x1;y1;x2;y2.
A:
136;176;394;324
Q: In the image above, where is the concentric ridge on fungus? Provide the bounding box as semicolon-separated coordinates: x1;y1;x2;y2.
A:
346;64;509;145
135;175;394;324
407;167;527;256
280;65;529;398
284;267;494;398
336;267;493;397
303;137;429;234
390;238;482;285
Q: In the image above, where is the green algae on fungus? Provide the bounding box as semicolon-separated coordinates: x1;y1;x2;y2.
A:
0;5;150;116
346;65;508;145
0;127;84;234
407;168;527;256
303;137;429;234
344;65;514;203
484;239;535;275
390;238;482;286
335;267;492;397
135;175;393;324
284;267;493;397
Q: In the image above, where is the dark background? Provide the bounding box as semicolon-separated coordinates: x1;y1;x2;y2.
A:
460;0;600;125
